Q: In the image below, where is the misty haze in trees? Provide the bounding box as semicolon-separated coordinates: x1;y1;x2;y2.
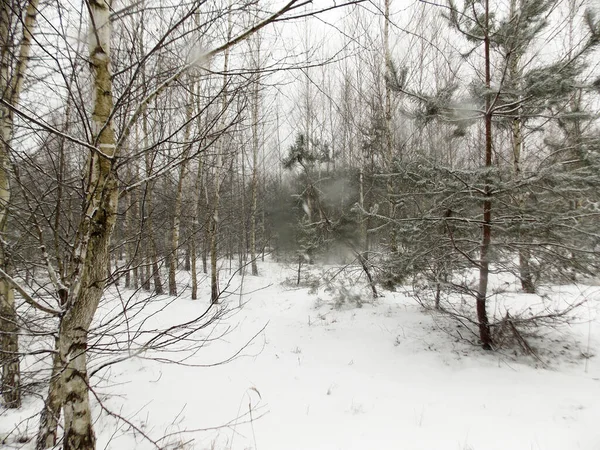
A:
0;0;599;447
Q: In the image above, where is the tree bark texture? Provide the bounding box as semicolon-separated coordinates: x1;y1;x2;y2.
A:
209;6;233;304
191;100;204;300
36;339;63;449
0;0;39;408
168;87;193;296
477;0;493;350
250;34;260;276
58;1;120;447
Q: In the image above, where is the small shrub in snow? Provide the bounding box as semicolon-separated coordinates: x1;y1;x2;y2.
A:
316;278;371;310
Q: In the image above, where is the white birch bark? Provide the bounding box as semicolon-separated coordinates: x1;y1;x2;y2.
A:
1;0;39;409
59;1;119;447
36;1;306;446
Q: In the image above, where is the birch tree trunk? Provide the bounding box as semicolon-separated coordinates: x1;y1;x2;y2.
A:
124;164;139;290
58;1;119;447
209;155;222;304
37;93;79;446
250;34;261;276
137;12;163;296
0;0;39;409
0;4;17;397
147;193;164;295
142;110;163;295
191;142;204;299
36;339;63;449
209;3;233;304
35;3;309;444
238;146;247;273
168;83;194;296
142;248;151;291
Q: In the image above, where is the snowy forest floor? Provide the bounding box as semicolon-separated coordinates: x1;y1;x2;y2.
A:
2;257;600;450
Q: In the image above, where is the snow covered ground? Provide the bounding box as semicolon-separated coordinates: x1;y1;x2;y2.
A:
2;258;600;450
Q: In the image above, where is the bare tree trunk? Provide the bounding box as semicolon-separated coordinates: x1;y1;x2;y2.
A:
250;33;261;276
239;149;247;274
150;234;163;295
142;251;151;291
58;1;120;447
209;215;219;303
477;0;493;350
137;11;164;297
128;193;141;290
191;237;198;299
0;260;18;407
261;143;266;262
0;0;39;409
124;248;131;288
359;166;367;253
142;111;162;295
59;321;95;450
36;338;63;449
190;158;202;299
191;105;204;299
168;85;193;296
184;246;191;271
202;232;208;274
124;155;140;290
0;29;16;402
209;3;233;304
